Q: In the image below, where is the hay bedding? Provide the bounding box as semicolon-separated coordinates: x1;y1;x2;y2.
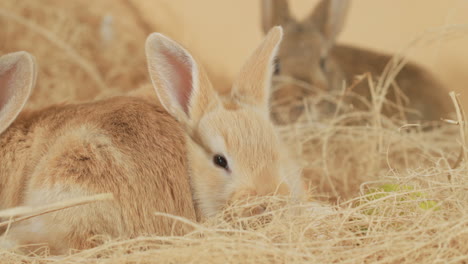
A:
0;1;467;263
0;0;151;108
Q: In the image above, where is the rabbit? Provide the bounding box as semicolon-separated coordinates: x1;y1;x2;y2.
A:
0;51;198;254
261;0;453;125
0;26;304;254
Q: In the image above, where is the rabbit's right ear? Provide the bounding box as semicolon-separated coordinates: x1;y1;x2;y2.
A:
232;26;283;112
145;33;219;126
0;52;36;134
261;0;293;33
309;0;350;49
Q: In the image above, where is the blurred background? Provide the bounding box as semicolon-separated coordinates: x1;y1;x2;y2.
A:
136;0;468;107
1;0;468;108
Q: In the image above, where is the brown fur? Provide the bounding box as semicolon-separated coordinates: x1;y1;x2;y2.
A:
262;0;453;124
0;95;197;254
0;27;305;254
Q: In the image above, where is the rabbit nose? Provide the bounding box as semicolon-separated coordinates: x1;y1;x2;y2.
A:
229;189;257;201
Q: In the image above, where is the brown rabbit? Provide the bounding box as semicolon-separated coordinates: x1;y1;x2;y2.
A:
261;0;452;125
0;27;304;254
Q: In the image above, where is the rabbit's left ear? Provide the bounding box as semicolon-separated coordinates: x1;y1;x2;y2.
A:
231;26;283;112
0;51;37;134
145;33;220;126
308;0;350;49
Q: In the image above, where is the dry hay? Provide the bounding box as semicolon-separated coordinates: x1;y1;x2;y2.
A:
0;0;154;108
0;160;466;264
0;0;229;108
273;74;462;203
0;1;467;264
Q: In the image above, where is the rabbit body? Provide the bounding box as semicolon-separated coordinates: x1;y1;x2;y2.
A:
0;27;304;254
0;93;197;254
262;0;452;124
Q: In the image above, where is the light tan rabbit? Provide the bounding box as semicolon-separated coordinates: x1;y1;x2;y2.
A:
0;27;304;254
261;0;453;125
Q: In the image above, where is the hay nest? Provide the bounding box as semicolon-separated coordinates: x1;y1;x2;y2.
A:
0;1;467;263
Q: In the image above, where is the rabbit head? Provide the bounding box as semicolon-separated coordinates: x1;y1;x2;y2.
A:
146;27;305;218
261;0;350;123
0;51;36;135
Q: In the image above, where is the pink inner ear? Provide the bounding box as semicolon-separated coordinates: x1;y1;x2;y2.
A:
163;49;193;115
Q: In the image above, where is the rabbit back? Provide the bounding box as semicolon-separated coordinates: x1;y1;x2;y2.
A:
330;44;452;121
0;95;197;253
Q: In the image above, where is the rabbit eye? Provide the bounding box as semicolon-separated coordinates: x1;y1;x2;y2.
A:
319;57;327;71
213;154;229;170
273;57;280;75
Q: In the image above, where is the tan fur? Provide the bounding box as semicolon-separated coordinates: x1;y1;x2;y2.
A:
0;95;197;254
146;27;304;218
0;27;304;254
262;0;453;124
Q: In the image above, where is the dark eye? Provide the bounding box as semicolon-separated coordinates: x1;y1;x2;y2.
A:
319;57;327;71
273;57;280;75
213;154;229;170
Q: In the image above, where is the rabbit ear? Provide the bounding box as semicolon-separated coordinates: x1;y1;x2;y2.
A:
0;51;36;134
309;0;350;48
145;33;219;126
261;0;294;33
231;26;283;112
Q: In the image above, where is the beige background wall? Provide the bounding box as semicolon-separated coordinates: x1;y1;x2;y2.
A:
134;0;468;106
